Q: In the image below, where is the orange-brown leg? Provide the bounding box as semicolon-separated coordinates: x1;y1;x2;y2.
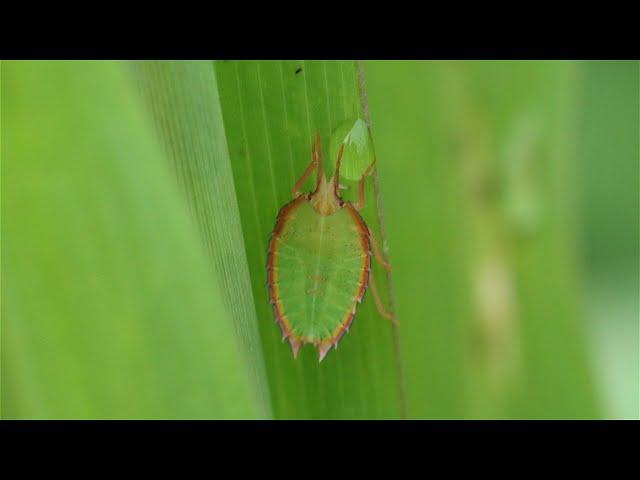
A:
369;273;398;325
354;160;376;211
369;227;392;272
292;133;323;197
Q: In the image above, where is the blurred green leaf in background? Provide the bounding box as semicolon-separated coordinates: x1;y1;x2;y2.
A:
1;60;637;419
130;61;272;418
365;61;602;418
1;61;263;419
576;61;639;419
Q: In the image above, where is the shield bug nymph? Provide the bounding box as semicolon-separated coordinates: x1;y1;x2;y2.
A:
267;133;396;362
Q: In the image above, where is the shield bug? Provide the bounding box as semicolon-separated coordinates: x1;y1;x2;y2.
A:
267;133;396;362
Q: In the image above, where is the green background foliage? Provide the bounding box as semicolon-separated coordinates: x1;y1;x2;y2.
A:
1;60;637;419
1;61;261;418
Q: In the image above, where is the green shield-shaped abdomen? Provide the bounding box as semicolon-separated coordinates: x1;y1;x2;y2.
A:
268;197;371;347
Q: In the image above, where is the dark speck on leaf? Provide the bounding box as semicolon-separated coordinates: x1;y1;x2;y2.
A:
295;67;302;75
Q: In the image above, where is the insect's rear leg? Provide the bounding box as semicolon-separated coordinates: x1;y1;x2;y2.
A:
369;273;398;325
367;227;396;325
292;132;323;198
369;227;392;272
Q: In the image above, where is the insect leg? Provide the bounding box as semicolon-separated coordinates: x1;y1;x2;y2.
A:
332;143;345;197
354;159;376;211
354;173;368;210
292;133;323;197
369;227;392;272
369;273;398;325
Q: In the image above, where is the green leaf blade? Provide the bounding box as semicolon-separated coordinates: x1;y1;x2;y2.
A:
130;60;272;418
215;60;404;419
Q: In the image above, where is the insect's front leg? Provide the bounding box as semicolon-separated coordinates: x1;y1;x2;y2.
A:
354;160;376;211
292;132;323;198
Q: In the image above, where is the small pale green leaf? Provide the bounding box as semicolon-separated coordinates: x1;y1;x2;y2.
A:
330;117;375;181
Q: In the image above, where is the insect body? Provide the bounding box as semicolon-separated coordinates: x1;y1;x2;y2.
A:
267;133;394;362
